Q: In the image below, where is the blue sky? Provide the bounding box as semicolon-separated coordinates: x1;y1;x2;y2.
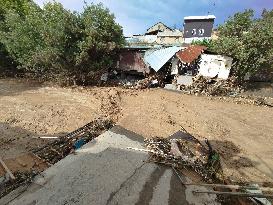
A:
34;0;273;36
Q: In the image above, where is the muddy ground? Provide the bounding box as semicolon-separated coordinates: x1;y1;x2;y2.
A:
0;78;272;185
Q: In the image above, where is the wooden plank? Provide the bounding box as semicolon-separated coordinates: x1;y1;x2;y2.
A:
0;157;15;180
193;190;273;198
184;183;273;192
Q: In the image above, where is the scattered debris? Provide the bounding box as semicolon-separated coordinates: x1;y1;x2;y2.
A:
179;75;243;96
0;118;113;199
0;172;35;199
192;190;273;199
143;135;223;182
33;118;113;164
0;153;49;178
142;131;273;202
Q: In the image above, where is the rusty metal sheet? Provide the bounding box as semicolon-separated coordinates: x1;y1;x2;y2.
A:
176;45;207;64
118;51;150;74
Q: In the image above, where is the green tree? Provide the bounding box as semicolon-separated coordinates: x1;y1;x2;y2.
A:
76;3;124;77
211;9;273;80
0;0;33;16
0;2;124;84
1;2;80;77
0;0;37;75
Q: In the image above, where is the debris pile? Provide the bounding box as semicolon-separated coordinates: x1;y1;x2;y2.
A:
179;76;243;96
0;172;35;198
0;118;113;199
144;136;223;182
33;118;113;164
215;95;273;107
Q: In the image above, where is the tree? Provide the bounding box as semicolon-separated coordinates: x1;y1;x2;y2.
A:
0;0;38;18
211;9;273;80
0;0;37;75
76;3;124;77
0;2;124;84
1;2;81;77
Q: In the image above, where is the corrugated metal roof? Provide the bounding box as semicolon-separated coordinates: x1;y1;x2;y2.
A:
176;45;207;64
144;46;184;72
184;15;216;20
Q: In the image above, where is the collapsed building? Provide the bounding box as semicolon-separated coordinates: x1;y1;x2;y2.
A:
113;15;235;91
115;45;233;88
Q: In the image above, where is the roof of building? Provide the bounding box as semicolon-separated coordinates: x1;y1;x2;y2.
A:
146;22;173;35
176;45;207;63
184;15;216;20
144;46;184;72
157;29;183;37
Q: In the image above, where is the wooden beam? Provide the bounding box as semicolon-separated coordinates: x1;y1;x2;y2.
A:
185;183;273;192
193;190;273;198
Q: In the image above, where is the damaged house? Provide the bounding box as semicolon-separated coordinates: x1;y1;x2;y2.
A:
174;45;233;86
114;14;233;89
116;45;232;87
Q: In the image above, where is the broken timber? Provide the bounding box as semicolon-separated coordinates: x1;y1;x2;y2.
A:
193;190;273;199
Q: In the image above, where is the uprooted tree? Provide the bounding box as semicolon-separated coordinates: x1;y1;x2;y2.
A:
0;1;124;84
210;9;273;81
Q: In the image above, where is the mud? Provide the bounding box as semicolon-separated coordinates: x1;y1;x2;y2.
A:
0;78;273;185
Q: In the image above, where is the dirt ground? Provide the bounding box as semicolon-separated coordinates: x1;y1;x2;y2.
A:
0;78;273;185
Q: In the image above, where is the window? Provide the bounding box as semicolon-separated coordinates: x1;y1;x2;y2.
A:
199;29;205;36
192;29;196;35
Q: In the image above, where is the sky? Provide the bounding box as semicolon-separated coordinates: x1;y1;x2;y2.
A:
34;0;273;36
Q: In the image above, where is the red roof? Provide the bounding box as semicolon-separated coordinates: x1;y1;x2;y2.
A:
176;45;207;63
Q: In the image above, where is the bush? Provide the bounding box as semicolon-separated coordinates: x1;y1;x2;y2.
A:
0;1;124;84
191;39;213;49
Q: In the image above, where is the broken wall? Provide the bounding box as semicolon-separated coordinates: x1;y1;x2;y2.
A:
117;50;150;74
199;54;232;79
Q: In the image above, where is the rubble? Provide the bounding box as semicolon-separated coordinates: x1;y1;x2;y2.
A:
0;172;35;199
179;75;243;96
33;118;113;164
144;135;223;182
0;118;113;198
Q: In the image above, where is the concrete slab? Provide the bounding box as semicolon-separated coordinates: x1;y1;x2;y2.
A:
1;126;219;205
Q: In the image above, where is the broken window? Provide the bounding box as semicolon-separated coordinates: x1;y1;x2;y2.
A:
199;29;204;35
192;29;197;35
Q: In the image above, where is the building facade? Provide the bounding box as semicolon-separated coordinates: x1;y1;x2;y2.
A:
183;15;216;43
